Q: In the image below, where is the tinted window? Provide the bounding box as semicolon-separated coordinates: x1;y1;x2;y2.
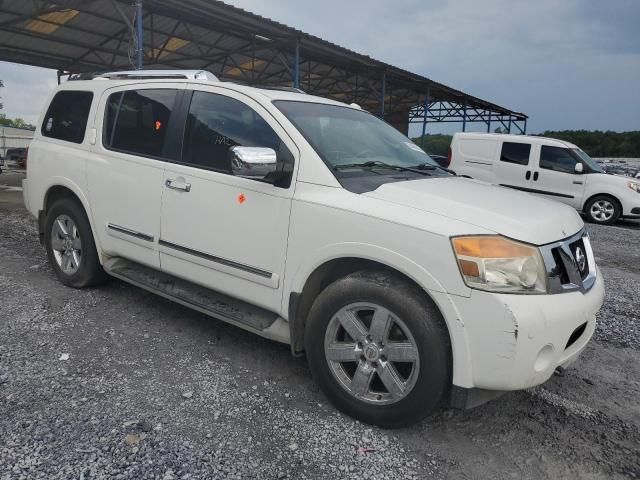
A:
500;142;531;165
182;91;293;183
42;91;93;144
540;146;579;173
104;89;177;158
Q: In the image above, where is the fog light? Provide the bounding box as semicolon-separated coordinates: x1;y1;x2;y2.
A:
534;344;555;372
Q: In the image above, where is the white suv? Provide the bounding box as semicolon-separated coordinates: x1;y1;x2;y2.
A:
449;132;640;225
23;71;604;427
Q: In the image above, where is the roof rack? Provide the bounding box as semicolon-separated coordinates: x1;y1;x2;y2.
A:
66;70;219;82
261;86;306;94
98;70;219;81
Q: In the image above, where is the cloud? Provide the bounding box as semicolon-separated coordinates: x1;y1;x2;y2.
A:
1;62;57;124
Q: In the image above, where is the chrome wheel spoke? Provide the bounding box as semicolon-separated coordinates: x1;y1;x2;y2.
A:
369;307;392;342
377;362;406;398
350;363;375;397
70;251;81;269
326;343;359;362
55;218;69;236
336;310;368;342
384;342;418;362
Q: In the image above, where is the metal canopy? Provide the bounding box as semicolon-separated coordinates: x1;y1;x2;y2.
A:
0;0;528;135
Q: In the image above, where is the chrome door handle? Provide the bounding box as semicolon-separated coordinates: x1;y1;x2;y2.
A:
165;179;191;192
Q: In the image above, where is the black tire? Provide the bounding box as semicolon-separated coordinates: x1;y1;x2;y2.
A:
45;197;107;288
584;195;621;225
305;270;451;428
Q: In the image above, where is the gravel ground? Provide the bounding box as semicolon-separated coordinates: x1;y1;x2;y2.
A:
1;179;639;479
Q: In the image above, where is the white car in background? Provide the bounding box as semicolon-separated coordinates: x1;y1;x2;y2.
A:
448;133;640;225
23;71;604;427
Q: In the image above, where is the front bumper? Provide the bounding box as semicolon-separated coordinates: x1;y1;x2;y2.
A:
449;267;604;392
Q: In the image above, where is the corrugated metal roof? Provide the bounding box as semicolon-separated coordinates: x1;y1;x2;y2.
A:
0;0;527;124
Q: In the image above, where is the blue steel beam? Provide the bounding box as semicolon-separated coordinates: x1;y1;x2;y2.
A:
136;0;143;69
420;88;429;147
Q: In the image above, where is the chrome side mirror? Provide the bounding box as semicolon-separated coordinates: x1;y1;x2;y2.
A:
574;163;584;174
229;146;277;179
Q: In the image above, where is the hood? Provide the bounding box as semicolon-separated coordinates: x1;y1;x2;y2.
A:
364;177;584;245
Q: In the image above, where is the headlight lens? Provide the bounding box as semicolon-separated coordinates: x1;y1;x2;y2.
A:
628;181;640;194
452;236;547;293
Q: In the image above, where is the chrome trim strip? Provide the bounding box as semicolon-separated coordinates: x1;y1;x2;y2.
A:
158;239;273;279
107;223;154;242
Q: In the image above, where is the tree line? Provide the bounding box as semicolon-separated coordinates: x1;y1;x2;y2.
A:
413;131;640;158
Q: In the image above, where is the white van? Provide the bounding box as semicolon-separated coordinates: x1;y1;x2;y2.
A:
448;133;640;225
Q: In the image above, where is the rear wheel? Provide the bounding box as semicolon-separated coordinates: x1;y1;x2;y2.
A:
305;270;451;428
45;198;107;288
585;195;620;225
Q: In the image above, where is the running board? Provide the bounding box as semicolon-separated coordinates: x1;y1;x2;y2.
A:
103;258;290;344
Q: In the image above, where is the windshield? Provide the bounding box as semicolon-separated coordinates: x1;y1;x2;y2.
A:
572;148;603;173
274;101;439;171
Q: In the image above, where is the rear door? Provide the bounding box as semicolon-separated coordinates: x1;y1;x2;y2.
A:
530;145;585;208
87;84;184;268
159;86;298;313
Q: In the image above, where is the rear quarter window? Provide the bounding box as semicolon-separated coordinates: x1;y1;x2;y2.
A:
41;91;93;144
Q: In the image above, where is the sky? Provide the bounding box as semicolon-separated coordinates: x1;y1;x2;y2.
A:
0;0;638;134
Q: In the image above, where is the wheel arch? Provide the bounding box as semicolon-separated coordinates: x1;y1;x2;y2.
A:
288;254;455;362
582;192;622;214
40;180;102;255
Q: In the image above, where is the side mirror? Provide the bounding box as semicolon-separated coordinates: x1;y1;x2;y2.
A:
229;146;277;179
574;163;584;174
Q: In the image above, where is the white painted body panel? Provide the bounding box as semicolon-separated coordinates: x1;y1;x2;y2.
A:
24;77;605;393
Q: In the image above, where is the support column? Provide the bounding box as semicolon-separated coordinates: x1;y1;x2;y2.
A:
380;71;386;118
135;0;143;70
293;40;300;89
523;118;527;134
462;98;467;132
487;111;491;133
420;88;430;148
508;115;512;134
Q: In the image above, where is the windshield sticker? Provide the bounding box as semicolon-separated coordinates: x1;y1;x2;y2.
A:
404;142;425;153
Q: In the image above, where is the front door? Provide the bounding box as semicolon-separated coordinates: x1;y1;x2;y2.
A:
530;145;585;209
88;85;184;268
159;88;297;312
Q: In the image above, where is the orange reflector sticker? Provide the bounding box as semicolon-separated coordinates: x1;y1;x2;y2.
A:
237;194;246;204
155;120;162;131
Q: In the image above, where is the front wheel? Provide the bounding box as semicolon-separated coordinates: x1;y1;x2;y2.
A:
584;195;621;225
305;270;451;428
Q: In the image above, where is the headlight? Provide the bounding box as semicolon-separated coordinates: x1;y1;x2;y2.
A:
452;235;547;293
628;181;640;194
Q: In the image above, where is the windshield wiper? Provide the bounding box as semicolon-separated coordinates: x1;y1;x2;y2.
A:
334;160;432;176
413;162;457;176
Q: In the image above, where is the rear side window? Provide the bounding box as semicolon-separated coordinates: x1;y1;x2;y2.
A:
104;89;177;158
500;142;531;165
540;146;578;173
41;91;93;144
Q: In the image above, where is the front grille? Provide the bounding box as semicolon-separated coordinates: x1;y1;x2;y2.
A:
540;230;596;294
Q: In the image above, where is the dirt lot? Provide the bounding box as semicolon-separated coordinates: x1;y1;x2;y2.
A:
1;173;639;479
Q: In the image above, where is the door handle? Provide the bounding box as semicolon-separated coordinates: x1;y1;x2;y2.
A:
165;178;191;192
533;172;539;181
525;171;531;180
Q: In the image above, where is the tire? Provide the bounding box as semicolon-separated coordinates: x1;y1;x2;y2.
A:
45;197;107;288
584;195;621;225
304;270;451;428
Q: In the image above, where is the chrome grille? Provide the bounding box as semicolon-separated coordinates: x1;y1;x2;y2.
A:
540;229;596;294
